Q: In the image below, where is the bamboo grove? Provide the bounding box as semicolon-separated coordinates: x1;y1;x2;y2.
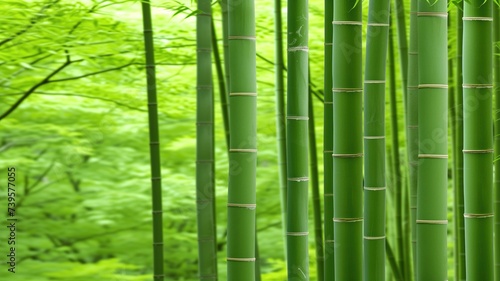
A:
136;0;500;280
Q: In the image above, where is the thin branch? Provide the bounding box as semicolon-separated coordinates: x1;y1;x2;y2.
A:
48;61;133;83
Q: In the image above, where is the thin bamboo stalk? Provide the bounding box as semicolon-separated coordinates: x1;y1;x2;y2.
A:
463;1;494;280
286;0;309;279
140;1;165;280
309;83;324;281
333;1;363;280
494;3;500;281
416;1;448;280
323;0;334;279
226;0;257;279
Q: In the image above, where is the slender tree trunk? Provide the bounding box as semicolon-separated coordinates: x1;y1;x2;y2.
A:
226;0;257;280
140;1;164;280
416;1;448;280
273;0;287;259
323;0;334;279
196;1;218;280
332;1;363;280
286;0;309;279
463;1;494;280
363;0;389;279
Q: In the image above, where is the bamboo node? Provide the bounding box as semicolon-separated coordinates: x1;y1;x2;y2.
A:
364;186;386;191
416;219;448;225
332;153;363;158
332;20;362;25
364;80;385;84
462;149;494;154
418;154;448;159
152;210;163;214
324;101;333;105
324;150;333;153
364;236;386;240
364;136;385;139
462;16;493;21
287;232;309;236
333;217;363;222
464;213;494;219
462;84;493;89
227;203;256;209
229;92;257;96
288;177;309;182
367;22;389;27
332;88;363;92
288;46;309;52
287;116;309;121
152;242;164;245
228;36;256;40
325;239;335;243
324;43;333;46
417;12;448;18
324;193;334;197
227;257;256;262
418;84;448;89
197;48;211;53
229;148;257;153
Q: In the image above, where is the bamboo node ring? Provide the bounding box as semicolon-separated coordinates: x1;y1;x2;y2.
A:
462;16;493;21
288;177;309;182
462;149;494;154
287;232;309;236
228;36;256;40
417;12;448;18
364;136;385;139
332;20;362;25
324;101;333;104
418;154;448;159
324;193;334;197
332;153;363;158
325;239;335;243
227;203;257;209
462;84;493;89
367;23;389;26
287;116;309;120
416;219;448;224
364;186;386;191
227;257;256;262
418;84;448;89
230;92;257;96
364;236;386;240
323;150;333;153
324;43;333;46
364;80;385;84
464;213;494;219
333;218;363;222
288;46;309;52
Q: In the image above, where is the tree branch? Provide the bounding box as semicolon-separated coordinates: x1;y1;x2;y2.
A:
47;61;134;83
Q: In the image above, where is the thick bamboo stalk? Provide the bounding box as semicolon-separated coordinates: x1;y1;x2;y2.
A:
286;0;309;279
140;1;165;280
416;1;448;280
226;0;257;280
494;3;500;281
332;1;363;280
197;2;218;280
273;0;287;258
323;0;334;279
363;0;389;279
463;1;494;281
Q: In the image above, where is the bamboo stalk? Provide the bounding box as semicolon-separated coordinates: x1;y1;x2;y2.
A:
286;0;309;279
416;1;448;280
463;1;494;280
494;3;500;281
140;1;165;280
363;0;390;278
333;1;363;280
226;0;257;279
323;0;334;279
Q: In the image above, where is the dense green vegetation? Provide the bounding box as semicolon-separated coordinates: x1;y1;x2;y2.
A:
1;0;498;281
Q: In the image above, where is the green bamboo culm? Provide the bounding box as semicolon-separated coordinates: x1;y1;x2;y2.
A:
416;0;448;280
494;3;500;281
323;0;334;280
363;0;389;279
463;1;494;280
226;0;257;280
332;1;363;280
273;0;287;257
196;1;218;280
454;1;465;280
140;1;164;280
286;0;309;279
